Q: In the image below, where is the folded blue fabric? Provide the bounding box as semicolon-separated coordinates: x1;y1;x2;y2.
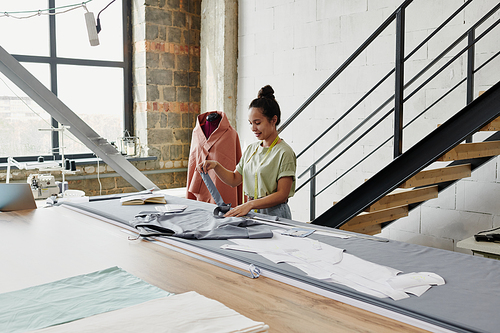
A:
0;266;171;333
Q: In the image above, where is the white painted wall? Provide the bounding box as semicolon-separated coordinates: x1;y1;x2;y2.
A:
236;0;500;253
200;0;238;127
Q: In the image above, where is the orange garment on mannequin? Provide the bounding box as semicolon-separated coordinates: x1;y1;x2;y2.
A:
186;111;243;207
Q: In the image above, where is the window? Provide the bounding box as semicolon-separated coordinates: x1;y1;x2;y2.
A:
0;0;131;161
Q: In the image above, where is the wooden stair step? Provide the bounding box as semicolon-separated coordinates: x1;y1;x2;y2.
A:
344;224;381;236
340;205;408;232
399;164;471;188
479;116;500;131
437;141;500;161
365;186;438;212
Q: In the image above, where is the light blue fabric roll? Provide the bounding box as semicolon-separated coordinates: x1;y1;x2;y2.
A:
0;266;171;333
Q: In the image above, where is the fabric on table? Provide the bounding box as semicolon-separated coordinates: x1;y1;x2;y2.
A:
60;197;500;333
255;202;292;219
0;267;171;333
223;231;445;301
29;291;269;333
132;208;273;240
187;111;242;208
199;171;231;216
236;140;296;199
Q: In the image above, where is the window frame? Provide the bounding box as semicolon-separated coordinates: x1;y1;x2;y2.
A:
0;0;132;164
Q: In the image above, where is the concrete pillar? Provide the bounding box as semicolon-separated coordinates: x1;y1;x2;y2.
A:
200;0;238;128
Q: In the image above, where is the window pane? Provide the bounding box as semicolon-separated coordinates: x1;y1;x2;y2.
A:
0;63;52;157
0;1;50;56
57;64;124;154
56;0;123;61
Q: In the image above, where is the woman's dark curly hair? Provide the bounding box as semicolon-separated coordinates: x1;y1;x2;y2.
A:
248;85;281;126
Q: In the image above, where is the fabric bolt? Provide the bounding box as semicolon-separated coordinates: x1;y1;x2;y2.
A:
223;232;445;301
59;198;500;332
132;208;273;240
236;140;296;199
187;111;242;208
0;267;171;333
30;291;269;333
199;171;232;217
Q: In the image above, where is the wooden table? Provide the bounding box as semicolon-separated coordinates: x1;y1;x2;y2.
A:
0;206;427;333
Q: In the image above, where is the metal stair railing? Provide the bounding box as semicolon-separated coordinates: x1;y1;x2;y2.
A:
313;81;500;228
277;0;500;222
302;8;500;196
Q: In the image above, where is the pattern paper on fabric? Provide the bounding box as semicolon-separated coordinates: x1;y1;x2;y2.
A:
222;231;445;300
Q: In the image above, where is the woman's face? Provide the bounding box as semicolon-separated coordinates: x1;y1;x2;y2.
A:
248;107;277;141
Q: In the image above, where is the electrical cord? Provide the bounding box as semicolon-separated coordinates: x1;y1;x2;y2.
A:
96;0;116;33
0;1;93;19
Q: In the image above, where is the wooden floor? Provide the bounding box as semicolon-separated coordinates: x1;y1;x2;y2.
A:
0;206;428;333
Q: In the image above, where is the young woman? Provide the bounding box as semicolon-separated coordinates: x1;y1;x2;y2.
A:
197;85;296;219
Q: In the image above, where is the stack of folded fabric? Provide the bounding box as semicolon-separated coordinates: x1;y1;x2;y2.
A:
0;267;268;333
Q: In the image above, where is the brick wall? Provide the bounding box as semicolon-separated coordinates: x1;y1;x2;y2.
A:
131;0;202;192
1;160;187;197
0;1;202;198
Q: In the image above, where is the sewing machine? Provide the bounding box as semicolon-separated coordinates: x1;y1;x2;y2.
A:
28;174;60;199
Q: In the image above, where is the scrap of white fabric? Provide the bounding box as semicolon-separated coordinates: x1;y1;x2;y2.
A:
155;204;188;213
387;272;445;297
221;231;445;301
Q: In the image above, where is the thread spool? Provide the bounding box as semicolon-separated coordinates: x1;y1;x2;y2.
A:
56;181;68;194
70;160;76;171
64;159;71;170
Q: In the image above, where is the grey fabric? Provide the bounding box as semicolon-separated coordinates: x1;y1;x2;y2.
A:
61;195;500;333
255;202;292;219
199;171;231;216
133;208;273;240
199;172;225;206
200;169;290;219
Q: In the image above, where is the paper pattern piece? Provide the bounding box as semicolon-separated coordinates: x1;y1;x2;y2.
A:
222;231;445;301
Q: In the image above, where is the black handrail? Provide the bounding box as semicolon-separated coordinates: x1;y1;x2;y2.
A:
298;18;500;194
298;2;500;180
277;0;500;221
315;48;500;198
292;0;476;161
296;70;394;162
277;0;414;133
313;82;500;227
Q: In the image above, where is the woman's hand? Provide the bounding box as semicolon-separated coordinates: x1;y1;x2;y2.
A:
224;202;255;217
197;160;218;174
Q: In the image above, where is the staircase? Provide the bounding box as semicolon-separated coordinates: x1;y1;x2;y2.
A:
338;115;500;235
277;0;500;235
311;81;500;232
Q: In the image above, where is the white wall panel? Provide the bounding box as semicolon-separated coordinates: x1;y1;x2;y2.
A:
237;0;500;253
